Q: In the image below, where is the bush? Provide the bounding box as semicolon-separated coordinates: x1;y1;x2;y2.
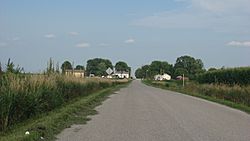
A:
165;83;170;87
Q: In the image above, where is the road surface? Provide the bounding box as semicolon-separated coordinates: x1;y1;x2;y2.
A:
56;80;250;141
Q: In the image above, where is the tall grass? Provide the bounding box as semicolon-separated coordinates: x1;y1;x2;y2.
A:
146;80;250;108
180;82;250;106
0;74;125;131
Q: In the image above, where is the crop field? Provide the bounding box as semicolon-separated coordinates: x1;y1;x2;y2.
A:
0;73;128;131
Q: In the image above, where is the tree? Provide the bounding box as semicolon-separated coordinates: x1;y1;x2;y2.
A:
149;61;162;76
174;68;188;77
0;62;2;74
115;61;129;72
160;61;173;75
174;55;204;79
61;61;72;74
208;68;217;71
148;61;173;78
75;65;84;70
86;58;113;76
141;65;150;77
135;68;143;78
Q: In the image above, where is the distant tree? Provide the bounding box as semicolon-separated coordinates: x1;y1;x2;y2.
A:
174;55;204;79
135;61;174;79
149;61;162;76
148;61;173;78
0;62;2;74
86;58;113;76
141;65;150;78
135;68;143;78
115;61;129;72
174;68;188;77
160;61;174;75
208;68;217;71
75;65;84;70
61;61;72;74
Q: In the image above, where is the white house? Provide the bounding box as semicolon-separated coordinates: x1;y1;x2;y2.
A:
154;74;163;81
162;73;171;80
113;71;130;79
154;73;171;81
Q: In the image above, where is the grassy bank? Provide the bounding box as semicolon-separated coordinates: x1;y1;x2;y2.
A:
143;80;250;114
0;79;129;141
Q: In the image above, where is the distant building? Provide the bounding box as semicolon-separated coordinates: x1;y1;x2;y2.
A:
176;75;189;80
176;76;183;80
113;71;130;79
65;69;84;78
162;73;171;80
154;73;171;81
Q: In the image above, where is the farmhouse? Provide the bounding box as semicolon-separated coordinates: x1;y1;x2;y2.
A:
65;69;85;78
113;71;130;79
154;73;171;81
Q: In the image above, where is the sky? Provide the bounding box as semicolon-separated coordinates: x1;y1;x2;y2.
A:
0;0;250;74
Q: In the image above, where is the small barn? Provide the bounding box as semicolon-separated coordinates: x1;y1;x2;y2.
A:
176;75;189;80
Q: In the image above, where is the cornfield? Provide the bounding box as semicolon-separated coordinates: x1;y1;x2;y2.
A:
197;67;250;85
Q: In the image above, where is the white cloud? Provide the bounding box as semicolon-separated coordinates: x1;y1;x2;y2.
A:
190;0;250;13
69;32;79;36
132;0;250;33
44;34;56;39
76;42;90;48
227;41;250;47
125;38;135;44
0;42;7;47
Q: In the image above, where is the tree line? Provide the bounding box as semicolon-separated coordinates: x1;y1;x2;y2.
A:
135;55;205;80
61;58;130;76
0;58;130;77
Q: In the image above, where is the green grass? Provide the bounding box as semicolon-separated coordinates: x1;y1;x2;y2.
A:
143;80;250;114
0;83;129;141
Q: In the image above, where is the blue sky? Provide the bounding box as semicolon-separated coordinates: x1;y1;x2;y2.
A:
0;0;250;73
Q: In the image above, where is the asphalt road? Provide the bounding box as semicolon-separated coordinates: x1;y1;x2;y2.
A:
56;80;250;141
